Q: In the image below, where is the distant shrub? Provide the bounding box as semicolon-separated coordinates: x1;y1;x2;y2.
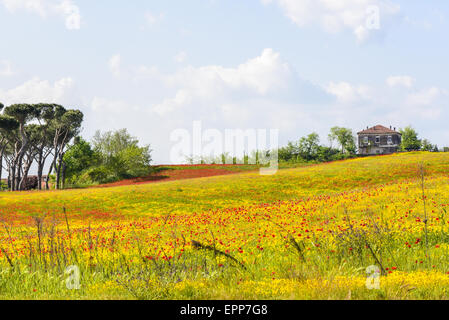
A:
78;166;115;185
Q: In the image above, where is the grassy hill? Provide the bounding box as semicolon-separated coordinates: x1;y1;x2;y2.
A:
0;152;449;299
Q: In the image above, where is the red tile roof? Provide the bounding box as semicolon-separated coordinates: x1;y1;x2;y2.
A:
358;125;401;135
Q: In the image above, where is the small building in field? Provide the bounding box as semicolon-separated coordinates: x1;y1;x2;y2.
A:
357;125;402;155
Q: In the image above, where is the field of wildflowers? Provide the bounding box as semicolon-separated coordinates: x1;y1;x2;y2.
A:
1;152;449;299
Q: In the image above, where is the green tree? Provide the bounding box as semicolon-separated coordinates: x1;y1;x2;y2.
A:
3;104;38;190
0;110;19;184
328;127;356;154
298;133;320;161
278;141;299;162
63;137;100;185
421;139;434;152
400;126;421;151
33;104;58;190
316;146;342;162
92;129;152;181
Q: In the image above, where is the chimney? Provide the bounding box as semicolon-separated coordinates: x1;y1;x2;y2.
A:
390;125;392;129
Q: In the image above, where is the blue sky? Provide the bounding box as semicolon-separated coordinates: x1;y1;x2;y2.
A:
0;0;448;163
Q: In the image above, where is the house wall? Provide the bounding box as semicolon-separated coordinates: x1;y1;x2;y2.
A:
358;133;402;155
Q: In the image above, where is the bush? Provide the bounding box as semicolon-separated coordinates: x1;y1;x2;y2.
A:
81;166;115;185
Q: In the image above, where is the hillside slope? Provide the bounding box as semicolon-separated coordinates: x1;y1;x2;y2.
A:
1;152;449;299
1;152;448;220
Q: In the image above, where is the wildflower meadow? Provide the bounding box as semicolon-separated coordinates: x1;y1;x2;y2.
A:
1;152;449;299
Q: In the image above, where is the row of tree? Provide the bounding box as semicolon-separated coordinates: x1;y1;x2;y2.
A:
0;103;83;191
399;126;440;152
0;102;152;191
278;127;357;163
278;126;445;164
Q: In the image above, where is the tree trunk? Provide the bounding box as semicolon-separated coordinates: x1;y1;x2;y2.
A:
36;150;44;191
16;154;24;191
61;160;66;189
10;161;16;191
19;155;33;191
37;164;43;191
56;152;64;190
0;154;2;191
46;160;54;190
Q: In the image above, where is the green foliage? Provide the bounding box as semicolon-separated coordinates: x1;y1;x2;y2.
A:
278;141;299;162
117;144;152;178
0;115;19;132
92;129;152;182
421;139;437;152
62;130;153;186
64;137;101;185
3;104;38;125
316;146;349;162
279;130;356;166
298;133;320;161
400;126;422;151
328;127;356;154
81;166;115;185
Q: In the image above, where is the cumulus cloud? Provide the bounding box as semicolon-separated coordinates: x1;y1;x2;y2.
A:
406;87;446;106
0;77;74;105
1;0;81;30
262;0;400;42
88;49;332;163
150;48;301;115
328;79;448;126
386;75;415;88
87;49;449;163
325;81;373;103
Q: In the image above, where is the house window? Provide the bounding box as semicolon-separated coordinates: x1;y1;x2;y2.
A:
375;136;380;144
363;136;368;145
387;136;393;145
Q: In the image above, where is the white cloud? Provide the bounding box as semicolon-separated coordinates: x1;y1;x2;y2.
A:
1;0;81;30
151;48;296;115
386;75;415;88
1;0;47;16
91;97;140;114
0;77;74;105
325;81;373;103
152;90;192;116
406;87;445;106
55;0;81;30
262;0;400;42
108;54;121;78
88;49;331;163
86;49;449;163
0;60;14;76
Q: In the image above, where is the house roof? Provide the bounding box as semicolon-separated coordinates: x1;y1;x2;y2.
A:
357;125;401;135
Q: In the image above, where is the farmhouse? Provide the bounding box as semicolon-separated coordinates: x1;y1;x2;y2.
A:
358;125;402;155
